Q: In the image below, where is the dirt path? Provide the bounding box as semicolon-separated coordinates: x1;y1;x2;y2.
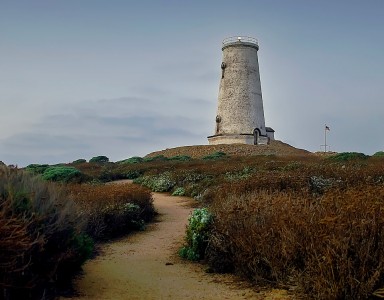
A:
63;189;291;300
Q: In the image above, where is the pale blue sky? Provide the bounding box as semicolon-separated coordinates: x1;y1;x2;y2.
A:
1;0;383;166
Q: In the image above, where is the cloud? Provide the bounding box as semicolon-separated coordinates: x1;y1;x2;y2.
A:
0;95;213;166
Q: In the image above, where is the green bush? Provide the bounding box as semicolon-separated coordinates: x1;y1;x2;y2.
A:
134;172;176;192
125;170;143;179
42;166;83;183
172;187;185;196
143;155;168;162
72;158;87;164
25;164;50;175
373;151;384;157
202;151;226;160
89;155;109;163
328;152;368;161
179;208;213;261
119;156;144;164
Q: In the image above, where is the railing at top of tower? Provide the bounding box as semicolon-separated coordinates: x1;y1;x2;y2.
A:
222;36;259;46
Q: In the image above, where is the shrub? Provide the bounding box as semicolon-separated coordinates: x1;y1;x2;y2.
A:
89;155;109;163
68;183;154;240
179;208;213;261
134;172;176;192
119;156;144;164
125;170;143;179
169;155;191;161
309;175;337;195
172;187;185;196
42;166;83;183
373;151;384;157
0;166;91;298
72;158;87;164
25;163;50;175
328;152;368;161
143;155;168;162
202;151;226;160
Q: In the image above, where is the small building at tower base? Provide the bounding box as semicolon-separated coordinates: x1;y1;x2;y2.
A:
208;126;274;146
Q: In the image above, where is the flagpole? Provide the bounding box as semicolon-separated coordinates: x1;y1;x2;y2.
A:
324;124;327;153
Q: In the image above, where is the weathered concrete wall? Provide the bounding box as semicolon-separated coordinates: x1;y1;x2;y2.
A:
208;134;255;145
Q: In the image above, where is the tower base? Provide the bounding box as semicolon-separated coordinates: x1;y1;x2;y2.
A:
207;134;269;145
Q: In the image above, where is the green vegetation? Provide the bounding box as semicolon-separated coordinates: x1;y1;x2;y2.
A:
202;151;226;160
72;158;87;164
373;151;384;157
134;172;176;192
119;156;144;164
142;155;168;162
25;163;50;174
172;187;185;196
89;155;109;163
328;151;368;161
42;166;83;182
124;169;143;179
179;208;213;261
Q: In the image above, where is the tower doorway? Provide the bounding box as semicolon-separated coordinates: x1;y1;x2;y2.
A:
253;128;260;145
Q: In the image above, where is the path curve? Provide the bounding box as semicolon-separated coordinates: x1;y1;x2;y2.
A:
64;186;290;300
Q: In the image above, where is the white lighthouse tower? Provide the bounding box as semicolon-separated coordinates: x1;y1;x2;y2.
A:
208;36;274;145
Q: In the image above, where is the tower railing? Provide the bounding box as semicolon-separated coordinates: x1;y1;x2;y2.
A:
222;36;258;46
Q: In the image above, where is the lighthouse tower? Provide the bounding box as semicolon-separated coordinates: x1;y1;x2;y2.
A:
208;36;274;145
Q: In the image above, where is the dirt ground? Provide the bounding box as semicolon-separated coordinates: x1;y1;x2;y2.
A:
62;188;293;300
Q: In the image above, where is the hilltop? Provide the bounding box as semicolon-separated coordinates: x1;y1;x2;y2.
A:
146;140;312;158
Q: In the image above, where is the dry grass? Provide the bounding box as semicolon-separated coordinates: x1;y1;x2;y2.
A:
127;152;384;299
0;166;85;299
146;140;312;158
67;183;155;240
0;166;155;299
206;169;384;299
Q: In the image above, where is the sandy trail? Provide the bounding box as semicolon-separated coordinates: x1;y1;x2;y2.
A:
64;189;290;300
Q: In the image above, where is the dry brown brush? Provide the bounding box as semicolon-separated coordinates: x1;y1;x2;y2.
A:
0;166;88;299
67;183;155;240
207;185;384;299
